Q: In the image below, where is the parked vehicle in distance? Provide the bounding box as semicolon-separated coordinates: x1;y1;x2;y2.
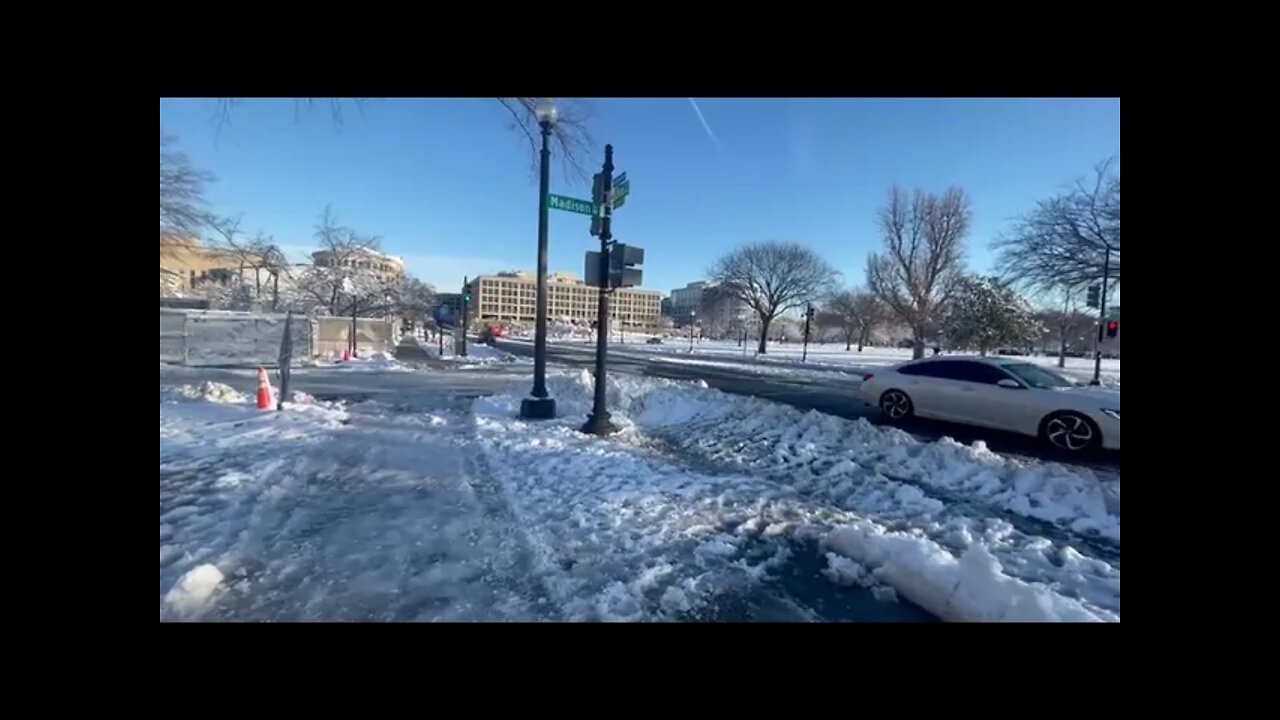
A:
646;337;663;344
857;356;1119;452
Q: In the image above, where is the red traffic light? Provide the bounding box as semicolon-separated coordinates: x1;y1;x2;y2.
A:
1106;320;1119;338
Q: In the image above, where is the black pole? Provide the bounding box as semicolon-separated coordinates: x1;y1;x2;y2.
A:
581;144;618;436
439;322;444;356
802;304;811;362
277;310;293;411
461;276;469;358
1091;246;1111;385
525;121;555;413
351;298;358;358
689;318;694;352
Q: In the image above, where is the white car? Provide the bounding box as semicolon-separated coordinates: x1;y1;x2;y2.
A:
857;356;1119;452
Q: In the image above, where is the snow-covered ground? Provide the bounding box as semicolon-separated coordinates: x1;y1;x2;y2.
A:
161;368;1119;622
439;342;530;368
545;338;1120;387
310;351;415;372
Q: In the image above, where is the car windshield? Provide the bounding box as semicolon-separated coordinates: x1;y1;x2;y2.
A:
1001;363;1075;389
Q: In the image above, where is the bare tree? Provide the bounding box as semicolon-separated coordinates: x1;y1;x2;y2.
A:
385;277;438;325
866;185;970;359
822;290;886;352
292;206;384;316
709;242;839;354
497;98;596;181
993;159;1120;293
160;131;212;241
1034;289;1096;367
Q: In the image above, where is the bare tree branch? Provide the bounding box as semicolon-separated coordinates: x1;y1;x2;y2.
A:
709;242;840;354
497;98;596;183
993;158;1120;295
821;289;887;351
160;131;213;241
866;185;970;359
206;98;596;183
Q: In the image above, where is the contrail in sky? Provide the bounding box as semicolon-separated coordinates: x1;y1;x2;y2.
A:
687;98;722;149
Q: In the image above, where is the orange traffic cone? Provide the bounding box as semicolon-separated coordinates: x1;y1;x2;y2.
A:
256;367;274;410
343;347;351;362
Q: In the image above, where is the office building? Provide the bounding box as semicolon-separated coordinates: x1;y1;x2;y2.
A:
470;270;662;329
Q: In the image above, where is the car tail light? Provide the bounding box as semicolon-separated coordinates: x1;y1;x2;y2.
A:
863;374;874;382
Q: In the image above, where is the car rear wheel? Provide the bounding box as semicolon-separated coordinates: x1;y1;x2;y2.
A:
1040;411;1100;453
879;389;913;420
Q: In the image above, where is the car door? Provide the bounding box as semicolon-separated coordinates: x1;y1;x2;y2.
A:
943;361;1026;431
894;361;966;422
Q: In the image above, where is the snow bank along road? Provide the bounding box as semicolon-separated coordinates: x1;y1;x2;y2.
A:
160;364;1120;622
492;338;1120;475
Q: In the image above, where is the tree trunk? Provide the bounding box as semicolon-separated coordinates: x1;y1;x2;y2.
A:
757;316;772;354
272;272;280;312
858;327;868;352
912;326;926;360
845;335;852;352
1058;335;1067;368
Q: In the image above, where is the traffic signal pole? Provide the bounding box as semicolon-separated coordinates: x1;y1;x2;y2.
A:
581;144;619;437
460;276;469;358
1090;246;1111;386
802;303;813;362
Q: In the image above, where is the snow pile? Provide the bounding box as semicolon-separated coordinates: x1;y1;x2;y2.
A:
325;352;414;372
442;343;529;367
161;381;250;404
630;382;1119;544
823;521;1113;621
474;370;1119;621
163;564;225;615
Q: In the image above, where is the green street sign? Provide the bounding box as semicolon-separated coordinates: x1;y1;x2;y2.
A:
612;180;631;210
548;193;595;216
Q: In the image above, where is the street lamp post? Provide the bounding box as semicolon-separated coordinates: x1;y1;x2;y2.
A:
688;311;696;352
522;98;558;419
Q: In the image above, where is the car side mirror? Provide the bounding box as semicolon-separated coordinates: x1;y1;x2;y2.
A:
996;378;1022;389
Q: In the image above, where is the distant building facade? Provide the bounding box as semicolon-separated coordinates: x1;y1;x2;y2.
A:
470;270;662;329
160;235;252;295
311;247;406;285
669;281;707;326
668;280;749;335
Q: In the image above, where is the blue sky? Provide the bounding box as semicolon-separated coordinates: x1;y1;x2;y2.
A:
159;98;1120;298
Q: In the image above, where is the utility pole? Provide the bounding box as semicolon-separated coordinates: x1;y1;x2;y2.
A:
581;144;619;436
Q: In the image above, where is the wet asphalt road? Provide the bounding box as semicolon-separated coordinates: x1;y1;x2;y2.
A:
492;338;1120;477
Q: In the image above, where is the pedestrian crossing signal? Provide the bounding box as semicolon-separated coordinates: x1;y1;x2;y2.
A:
1106;320;1119;338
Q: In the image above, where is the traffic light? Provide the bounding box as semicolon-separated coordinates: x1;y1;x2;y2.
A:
1106;320;1119;338
1086;284;1101;309
805;305;815;320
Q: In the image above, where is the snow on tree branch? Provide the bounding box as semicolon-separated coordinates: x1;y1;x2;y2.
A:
941;276;1042;356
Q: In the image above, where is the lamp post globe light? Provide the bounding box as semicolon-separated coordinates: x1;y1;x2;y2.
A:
521;98;558;420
